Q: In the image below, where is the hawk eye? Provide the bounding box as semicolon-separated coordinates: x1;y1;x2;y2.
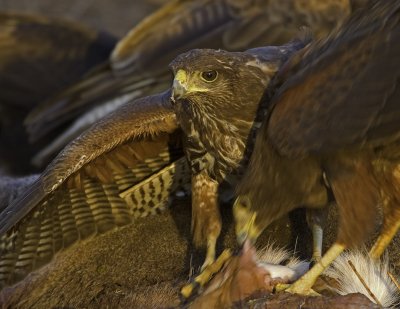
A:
201;70;218;82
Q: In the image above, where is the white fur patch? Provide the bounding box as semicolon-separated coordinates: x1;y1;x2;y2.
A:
324;250;400;308
256;242;310;282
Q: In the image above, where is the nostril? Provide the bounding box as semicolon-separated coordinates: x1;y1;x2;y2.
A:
239;195;251;209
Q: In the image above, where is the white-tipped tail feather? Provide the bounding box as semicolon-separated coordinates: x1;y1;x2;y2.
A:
256;242;310;282
325;250;400;308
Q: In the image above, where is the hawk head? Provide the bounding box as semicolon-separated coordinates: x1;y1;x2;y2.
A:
169;48;278;128
168;48;286;175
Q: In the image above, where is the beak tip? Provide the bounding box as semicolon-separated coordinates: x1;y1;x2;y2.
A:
172;79;187;100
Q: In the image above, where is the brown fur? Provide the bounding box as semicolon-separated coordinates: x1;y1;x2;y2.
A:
0;198;297;308
1;195;399;308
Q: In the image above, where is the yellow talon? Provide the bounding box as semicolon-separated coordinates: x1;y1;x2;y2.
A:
274;283;291;292
275;283;320;296
181;282;196;299
180;249;232;298
285;284;321;296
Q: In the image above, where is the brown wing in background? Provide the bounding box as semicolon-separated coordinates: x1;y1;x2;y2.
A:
0;91;190;289
267;1;400;158
27;70;172;164
0;12;116;174
0;12;116;110
24;0;233;145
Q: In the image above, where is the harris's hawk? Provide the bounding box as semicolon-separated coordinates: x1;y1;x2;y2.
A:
169;40;309;269
233;0;400;295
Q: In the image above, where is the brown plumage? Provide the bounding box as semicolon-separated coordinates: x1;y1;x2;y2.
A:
234;0;400;294
0;12;116;174
0;91;190;289
25;0;352;167
169;41;308;268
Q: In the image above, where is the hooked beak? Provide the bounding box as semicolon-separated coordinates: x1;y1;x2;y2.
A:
233;196;261;246
172;69;188;100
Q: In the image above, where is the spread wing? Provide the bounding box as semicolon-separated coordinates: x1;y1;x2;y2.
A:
25;0;352;166
0;90;190;288
268;1;400;158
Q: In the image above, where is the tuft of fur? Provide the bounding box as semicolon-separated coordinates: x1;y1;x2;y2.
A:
256;242;310;282
324;250;400;308
256;242;291;264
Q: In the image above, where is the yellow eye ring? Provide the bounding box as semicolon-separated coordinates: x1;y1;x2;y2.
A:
200;70;218;82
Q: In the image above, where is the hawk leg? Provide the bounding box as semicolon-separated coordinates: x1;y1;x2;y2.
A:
370;205;400;260
306;207;328;263
277;242;345;295
180;249;232;298
311;224;323;262
191;172;221;269
370;163;400;259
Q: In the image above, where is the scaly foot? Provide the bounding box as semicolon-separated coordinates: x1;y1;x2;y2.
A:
275;282;320;296
181;249;232;299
